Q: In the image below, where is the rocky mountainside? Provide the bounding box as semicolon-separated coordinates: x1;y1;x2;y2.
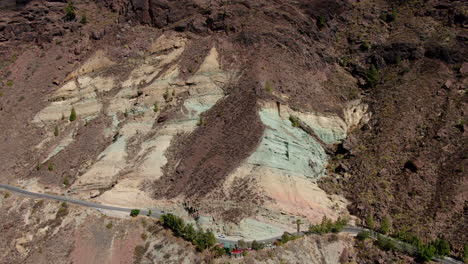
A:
0;0;466;262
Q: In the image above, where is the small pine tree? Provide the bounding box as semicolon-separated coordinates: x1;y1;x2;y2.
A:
380;216;391;235
54;125;59;136
317;15;326;29
64;2;76;21
366;64;379;88
69;107;76;122
80;14;87;24
366;215;375;229
163;88;170;102
48;162;54;171
153;103;159;112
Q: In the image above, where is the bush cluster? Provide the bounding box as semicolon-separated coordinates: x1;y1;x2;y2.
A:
391;229;451;262
309;216;349;234
160;213;216;252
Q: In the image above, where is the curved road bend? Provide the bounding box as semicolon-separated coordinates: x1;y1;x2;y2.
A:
0;184;463;264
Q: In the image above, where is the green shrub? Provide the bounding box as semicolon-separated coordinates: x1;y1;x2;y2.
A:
147;210;152;216
417;243;436;262
183;224;197;241
3;192;10;198
106;222;113;229
6;80;13;86
317;15;326;29
161;213;185;237
432;238;450;256
280;232;297;243
130;209;140;217
251;240;264;250
69;107;77;122
54;125;59;137
366;64;379;88
376;235;396;251
357;230;370;241
64;2;76;21
153;103;159;112
48;162;54;171
289;116;300;128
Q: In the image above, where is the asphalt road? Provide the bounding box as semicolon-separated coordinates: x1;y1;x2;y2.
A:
0;184;463;264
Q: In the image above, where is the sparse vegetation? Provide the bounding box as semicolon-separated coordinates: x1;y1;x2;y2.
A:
124;109;128;118
130;209;140;217
6;80;13;86
147;209;152;216
106;222;113;229
133;245;146;263
69;107;77;122
56;202;68;218
3;191;10;198
54;125;59;137
64;2;76;21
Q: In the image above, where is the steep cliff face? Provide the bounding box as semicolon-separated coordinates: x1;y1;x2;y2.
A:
0;0;466;260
